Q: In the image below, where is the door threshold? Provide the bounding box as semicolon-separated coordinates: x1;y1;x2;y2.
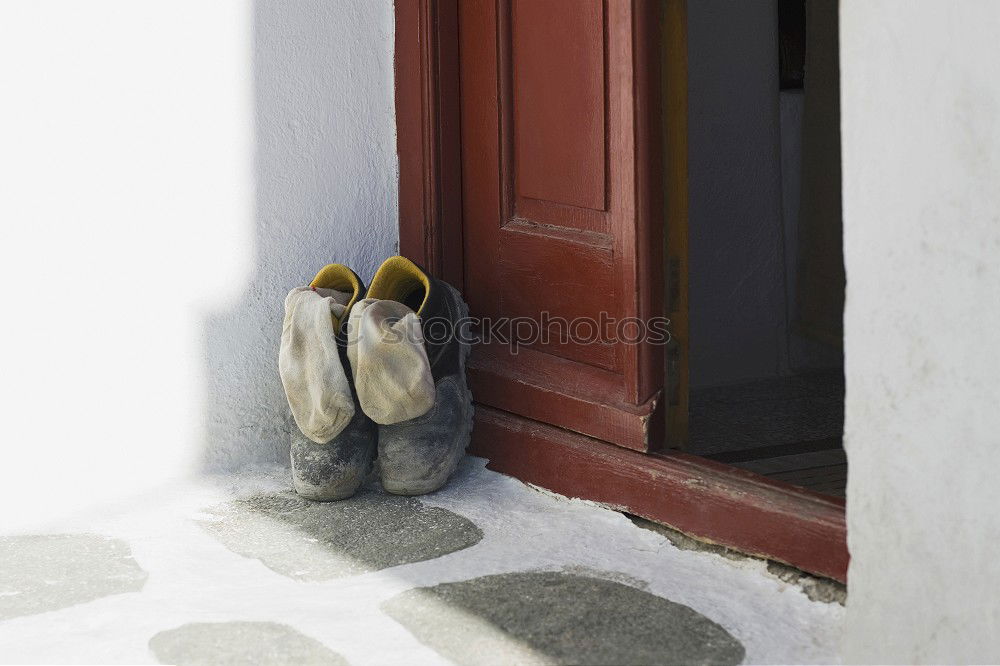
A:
471;405;848;583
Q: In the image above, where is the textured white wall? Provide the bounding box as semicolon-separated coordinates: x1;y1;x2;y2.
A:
0;0;397;528
842;1;1000;662
203;0;398;470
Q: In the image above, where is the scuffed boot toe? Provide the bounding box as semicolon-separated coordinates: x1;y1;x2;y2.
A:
290;406;376;501
378;375;473;496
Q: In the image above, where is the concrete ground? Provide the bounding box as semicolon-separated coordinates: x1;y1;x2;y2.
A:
0;458;844;664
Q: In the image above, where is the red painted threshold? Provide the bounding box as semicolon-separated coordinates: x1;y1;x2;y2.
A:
470;405;848;583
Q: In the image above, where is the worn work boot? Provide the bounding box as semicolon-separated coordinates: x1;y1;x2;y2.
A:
286;264;377;501
359;256;473;496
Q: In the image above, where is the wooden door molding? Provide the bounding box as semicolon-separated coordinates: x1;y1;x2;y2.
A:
395;0;464;287
473;406;848;582
394;0;848;583
661;0;690;447
469;342;662;452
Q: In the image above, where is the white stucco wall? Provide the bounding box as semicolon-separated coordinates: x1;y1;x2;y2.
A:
0;0;397;528
841;1;1000;662
204;0;398;471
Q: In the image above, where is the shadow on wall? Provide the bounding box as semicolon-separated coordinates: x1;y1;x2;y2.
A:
201;0;399;471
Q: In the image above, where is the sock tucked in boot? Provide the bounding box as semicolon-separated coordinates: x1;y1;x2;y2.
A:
285;264;377;502
279;286;355;443
346;298;435;424
361;256;474;496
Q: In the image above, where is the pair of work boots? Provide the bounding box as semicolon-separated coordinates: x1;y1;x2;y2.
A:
278;256;473;500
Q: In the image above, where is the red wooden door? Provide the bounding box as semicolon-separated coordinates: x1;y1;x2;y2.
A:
396;0;849;584
458;0;664;451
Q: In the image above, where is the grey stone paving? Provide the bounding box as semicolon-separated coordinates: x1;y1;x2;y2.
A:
148;621;347;666
0;534;147;620
199;491;483;581
383;571;746;666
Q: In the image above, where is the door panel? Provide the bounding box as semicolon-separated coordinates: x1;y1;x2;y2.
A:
499;224;618;371
459;0;663;451
512;0;606;215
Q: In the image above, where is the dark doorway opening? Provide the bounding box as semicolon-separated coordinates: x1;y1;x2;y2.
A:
684;0;845;497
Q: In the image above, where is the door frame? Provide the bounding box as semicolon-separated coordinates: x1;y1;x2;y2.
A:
394;0;848;583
